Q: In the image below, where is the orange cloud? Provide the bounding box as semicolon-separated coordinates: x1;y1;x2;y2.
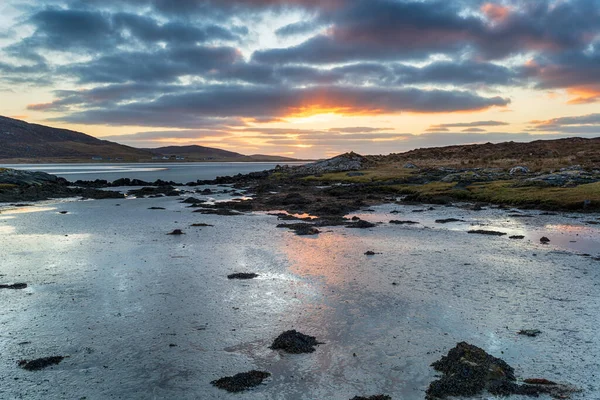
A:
481;3;511;22
566;85;600;104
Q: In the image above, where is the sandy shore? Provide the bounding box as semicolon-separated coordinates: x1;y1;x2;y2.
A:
1;189;599;399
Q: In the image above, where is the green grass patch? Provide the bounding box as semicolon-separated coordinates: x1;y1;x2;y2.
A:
390;180;600;209
304;167;414;183
0;183;17;190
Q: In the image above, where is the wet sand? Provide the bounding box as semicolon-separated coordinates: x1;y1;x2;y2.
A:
1;190;599;399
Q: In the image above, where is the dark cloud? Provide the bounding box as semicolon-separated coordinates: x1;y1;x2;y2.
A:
50;85;509;127
430;120;510;129
528;113;600;134
64;45;242;83
275;20;321;37
6;7;241;62
254;0;600;64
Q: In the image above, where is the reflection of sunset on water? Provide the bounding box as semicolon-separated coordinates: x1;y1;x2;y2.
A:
283;230;367;286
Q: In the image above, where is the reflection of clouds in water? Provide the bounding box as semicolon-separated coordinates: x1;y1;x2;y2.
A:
1;206;56;214
53;168;168;175
7;165;168;175
0;225;15;234
545;224;597;234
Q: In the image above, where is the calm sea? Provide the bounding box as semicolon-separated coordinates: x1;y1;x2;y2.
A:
0;162;307;183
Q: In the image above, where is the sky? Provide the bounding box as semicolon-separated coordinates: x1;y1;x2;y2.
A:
0;0;599;158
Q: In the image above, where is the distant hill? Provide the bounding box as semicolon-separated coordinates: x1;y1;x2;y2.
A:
375;137;600;170
0;116;302;163
148;145;301;162
147;145;244;160
0;116;153;162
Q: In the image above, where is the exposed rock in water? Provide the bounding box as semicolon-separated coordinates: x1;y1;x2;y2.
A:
540;236;550;244
276;223;320;235
518;329;542;337
350;396;391;400
468;230;507;236
426;342;573;399
435;218;464;223
509;235;525;239
227;273;259;280
190;223;214;227
389;220;419;225
0;283;27;289
18;356;65;371
210;370;271;392
346;220;376;229
194;209;242;216
181;197;205;204
167;229;185;235
270;330;323;354
148;207;166;210
523;378;557;385
127;185;179;197
364;251;376;255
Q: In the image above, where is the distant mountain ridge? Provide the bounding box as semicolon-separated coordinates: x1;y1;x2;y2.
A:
0;116;301;162
147;145;300;162
0;115;152;161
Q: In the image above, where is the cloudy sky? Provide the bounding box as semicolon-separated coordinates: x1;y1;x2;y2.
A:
1;0;599;158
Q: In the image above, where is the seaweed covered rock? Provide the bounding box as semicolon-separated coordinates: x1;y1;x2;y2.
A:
18;356;65;371
426;342;574;399
211;370;270;392
270;330;323;354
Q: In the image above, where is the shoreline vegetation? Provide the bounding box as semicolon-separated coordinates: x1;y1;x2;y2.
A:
2;137;599;212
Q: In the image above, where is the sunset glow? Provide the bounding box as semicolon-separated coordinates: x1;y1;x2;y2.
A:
0;0;599;158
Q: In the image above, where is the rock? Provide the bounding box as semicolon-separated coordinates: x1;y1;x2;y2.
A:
468;230;507;236
210;370;271;392
276;223;320;235
509;235;525;239
270;330;323;354
350;396;391;400
18;356;65;371
425;342;573;399
148;207;166;210
390;220;419;225
58;211;68;214
509;166;529;175
435;218;463;224
0;283;27;289
227;273;259;280
346;220;376;229
127;185;179;197
0;168;59;186
518;329;542;337
190;223;214;227
181;197;204;204
403;162;418;169
194;209;242;216
540;236;550;244
364;251;376;255
426;342;515;399
293;152;370;175
167;229;185;235
523;378;557;385
441;172;481;183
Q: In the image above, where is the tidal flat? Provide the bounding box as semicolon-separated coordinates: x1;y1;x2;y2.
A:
1;190;599;399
